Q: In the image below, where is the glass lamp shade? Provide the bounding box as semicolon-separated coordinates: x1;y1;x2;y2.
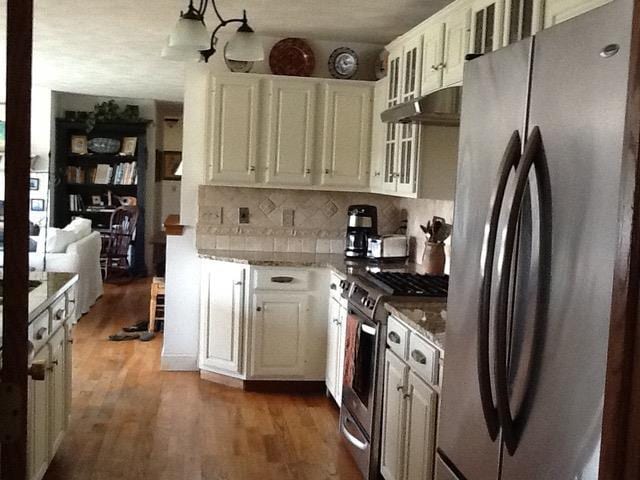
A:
169;16;209;49
161;37;202;62
225;28;264;62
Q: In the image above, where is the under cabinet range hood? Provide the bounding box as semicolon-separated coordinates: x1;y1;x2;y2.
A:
380;86;462;125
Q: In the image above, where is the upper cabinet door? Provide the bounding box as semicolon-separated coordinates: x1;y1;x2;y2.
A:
442;7;471;87
208;75;260;184
370;78;388;192
320;83;372;188
387;46;403;106
401;35;423;102
503;0;541;46
543;0;612;27
421;22;446;94
396;123;420;196
469;0;505;55
265;78;317;186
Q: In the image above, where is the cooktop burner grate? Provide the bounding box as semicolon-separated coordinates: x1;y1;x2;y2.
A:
366;271;449;297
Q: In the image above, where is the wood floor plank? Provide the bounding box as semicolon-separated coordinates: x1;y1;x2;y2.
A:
43;279;362;480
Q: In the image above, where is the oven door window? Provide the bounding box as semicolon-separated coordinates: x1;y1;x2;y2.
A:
344;311;377;408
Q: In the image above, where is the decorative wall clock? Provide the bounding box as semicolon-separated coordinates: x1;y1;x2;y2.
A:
328;47;359;79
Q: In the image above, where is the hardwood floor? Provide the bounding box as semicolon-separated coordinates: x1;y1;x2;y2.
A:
44;279;362;480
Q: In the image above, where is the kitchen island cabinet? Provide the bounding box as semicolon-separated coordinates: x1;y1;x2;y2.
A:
0;272;77;480
199;257;330;384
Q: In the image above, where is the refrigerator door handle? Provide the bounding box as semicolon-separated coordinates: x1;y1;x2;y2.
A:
494;126;552;456
478;129;522;441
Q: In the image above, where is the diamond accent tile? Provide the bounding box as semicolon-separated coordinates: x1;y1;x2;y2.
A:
259;198;276;216
322;200;338;218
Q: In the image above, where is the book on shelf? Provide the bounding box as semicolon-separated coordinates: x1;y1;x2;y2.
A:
68;194;84;211
64;162;138;185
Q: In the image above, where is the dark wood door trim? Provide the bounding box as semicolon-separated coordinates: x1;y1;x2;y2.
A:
0;1;33;479
600;0;640;478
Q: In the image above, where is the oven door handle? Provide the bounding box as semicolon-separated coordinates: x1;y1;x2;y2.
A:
361;324;377;336
341;416;369;451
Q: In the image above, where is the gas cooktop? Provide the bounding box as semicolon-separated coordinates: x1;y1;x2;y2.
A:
364;271;449;297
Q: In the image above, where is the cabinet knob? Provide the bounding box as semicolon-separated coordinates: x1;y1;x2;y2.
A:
430;64;438;71
374;171;381;177
396;384;404;392
234;281;243;286
256;306;262;312
437;62;446;70
306;168;311;175
403;392;412;399
28;362;46;381
324;169;330;175
249;166;256;172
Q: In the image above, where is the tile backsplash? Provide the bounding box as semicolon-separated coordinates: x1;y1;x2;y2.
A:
196;185;454;263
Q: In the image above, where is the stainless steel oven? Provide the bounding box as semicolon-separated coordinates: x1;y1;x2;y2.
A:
340;296;387;480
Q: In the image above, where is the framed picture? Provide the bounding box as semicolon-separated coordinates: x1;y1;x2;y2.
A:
121;137;138;156
30;199;45;211
162;151;182;180
91;195;103;207
71;135;88;154
29;177;39;190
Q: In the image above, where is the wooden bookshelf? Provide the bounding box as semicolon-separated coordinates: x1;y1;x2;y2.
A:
52;119;149;276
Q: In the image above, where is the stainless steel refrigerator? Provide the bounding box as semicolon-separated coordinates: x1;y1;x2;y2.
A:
436;0;635;478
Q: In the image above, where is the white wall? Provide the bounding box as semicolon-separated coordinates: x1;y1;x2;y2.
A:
52;92;157;273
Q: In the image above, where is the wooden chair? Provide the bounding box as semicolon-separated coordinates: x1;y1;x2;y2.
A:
100;206;139;280
149;277;165;333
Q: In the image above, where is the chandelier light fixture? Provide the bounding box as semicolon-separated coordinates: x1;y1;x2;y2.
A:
162;0;264;63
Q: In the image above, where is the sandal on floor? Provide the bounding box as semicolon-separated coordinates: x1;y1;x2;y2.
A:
108;331;141;341
139;332;155;342
122;321;149;333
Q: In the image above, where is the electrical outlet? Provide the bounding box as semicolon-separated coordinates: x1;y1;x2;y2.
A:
239;207;250;224
282;209;295;227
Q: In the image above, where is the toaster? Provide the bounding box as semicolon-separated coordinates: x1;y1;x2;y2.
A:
367;235;409;260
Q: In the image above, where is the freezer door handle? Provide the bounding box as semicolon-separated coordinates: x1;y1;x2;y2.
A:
477;129;522;441
495;126;552;455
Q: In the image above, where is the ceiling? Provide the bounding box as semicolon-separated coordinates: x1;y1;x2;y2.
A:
0;0;452;102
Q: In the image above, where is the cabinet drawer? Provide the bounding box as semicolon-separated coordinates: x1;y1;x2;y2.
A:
408;333;439;385
387;316;409;359
253;268;310;291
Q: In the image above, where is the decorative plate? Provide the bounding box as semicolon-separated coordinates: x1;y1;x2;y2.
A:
269;38;315;77
328;47;359;79
87;137;120;154
224;42;254;73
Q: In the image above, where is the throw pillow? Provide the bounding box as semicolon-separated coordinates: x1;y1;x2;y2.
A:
45;227;78;253
63;217;92;239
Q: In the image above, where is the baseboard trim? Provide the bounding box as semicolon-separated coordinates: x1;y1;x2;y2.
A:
160;354;198;371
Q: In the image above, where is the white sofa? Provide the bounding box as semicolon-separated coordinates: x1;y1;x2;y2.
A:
28;219;104;318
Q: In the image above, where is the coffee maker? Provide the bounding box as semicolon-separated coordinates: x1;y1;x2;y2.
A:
345;205;378;258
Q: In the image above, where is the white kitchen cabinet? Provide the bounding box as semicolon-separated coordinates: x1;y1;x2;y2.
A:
421;22;446;94
442;6;472;87
325;298;342;403
250;292;310;378
470;0;504;55
370;78;388;192
28;349;50;480
48;328;67;454
199;261;247;375
264;78;317;186
503;0;542;45
320;83;373;189
387;46;403;107
380;349;409;480
404;371;438;480
207;75;260;184
543;0;612;27
401;34;423;102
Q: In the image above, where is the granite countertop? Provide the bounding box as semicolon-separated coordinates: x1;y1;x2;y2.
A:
0;271;78;351
385;300;447;353
197;249;429;278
